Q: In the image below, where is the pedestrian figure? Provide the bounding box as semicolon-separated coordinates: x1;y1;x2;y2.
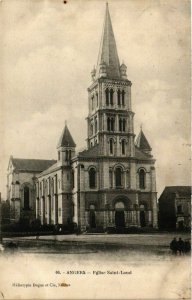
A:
36;232;40;240
170;237;178;255
177;237;184;255
184;239;191;254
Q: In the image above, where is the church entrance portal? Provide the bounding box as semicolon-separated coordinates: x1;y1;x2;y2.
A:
89;205;96;228
140;205;146;227
115;201;125;228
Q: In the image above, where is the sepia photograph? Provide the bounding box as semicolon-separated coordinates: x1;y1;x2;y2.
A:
0;0;191;299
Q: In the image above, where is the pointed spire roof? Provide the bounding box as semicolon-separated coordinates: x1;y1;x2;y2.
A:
57;124;76;149
96;3;121;79
136;129;152;151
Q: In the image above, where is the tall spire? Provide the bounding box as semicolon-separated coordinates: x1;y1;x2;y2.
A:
96;3;121;79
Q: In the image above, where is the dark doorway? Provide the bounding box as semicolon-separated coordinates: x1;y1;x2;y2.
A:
178;220;184;230
140;211;146;227
24;186;30;210
90;210;96;228
115;211;125;227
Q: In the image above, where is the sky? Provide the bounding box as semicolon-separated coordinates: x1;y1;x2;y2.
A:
0;0;191;199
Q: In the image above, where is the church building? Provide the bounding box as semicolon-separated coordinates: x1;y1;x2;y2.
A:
7;4;158;232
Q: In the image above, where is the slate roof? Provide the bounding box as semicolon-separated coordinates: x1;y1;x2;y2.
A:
78;144;152;161
57;124;76;148
96;3;121;79
135;146;152;160
135;129;152;151
11;158;57;172
38;162;59;177
78;144;100;158
159;186;191;199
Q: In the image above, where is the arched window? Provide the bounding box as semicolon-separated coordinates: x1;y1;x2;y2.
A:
71;170;74;189
119;118;122;131
115;167;122;187
65;150;69;161
68;150;71;160
58;151;60;161
122;119;126;132
122;140;125;155
91;95;94;110
96;92;98;106
24;186;30;210
90;123;93;136
139;169;145;189
109;139;113;154
117;89;121;106
111;118;114;131
122;90;125;106
110;89;114;105
95;118;97;133
107;117;115;131
90;142;93;147
107;117;110;131
105;88;109;105
89;168;96;188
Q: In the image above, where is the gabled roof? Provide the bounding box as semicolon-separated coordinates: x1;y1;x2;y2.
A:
57;124;76;148
10;158;56;172
159;186;191;199
135;129;152;151
96;3;121;79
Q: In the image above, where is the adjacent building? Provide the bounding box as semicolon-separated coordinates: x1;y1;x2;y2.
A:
7;157;56;224
7;4;158;232
158;186;191;230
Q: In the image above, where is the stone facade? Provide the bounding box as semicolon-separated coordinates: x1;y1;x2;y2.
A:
7;4;158;232
158;186;191;230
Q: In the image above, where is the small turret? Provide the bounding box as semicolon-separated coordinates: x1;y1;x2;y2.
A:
57;123;76;165
135;127;152;155
120;63;127;79
91;66;96;81
99;60;107;78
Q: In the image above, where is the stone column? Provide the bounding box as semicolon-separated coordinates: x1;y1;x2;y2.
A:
123;170;126;188
137;211;140;227
128;85;131;111
53;195;58;225
130;162;136;189
40;197;45;225
36;198;40;219
79;165;86;232
47;196;51;225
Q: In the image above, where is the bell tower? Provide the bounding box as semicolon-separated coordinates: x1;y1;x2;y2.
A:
57;123;76;166
87;3;135;157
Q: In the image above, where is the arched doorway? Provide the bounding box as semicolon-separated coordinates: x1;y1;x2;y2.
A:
115;202;125;227
89;205;96;228
140;205;146;227
24;186;30;210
